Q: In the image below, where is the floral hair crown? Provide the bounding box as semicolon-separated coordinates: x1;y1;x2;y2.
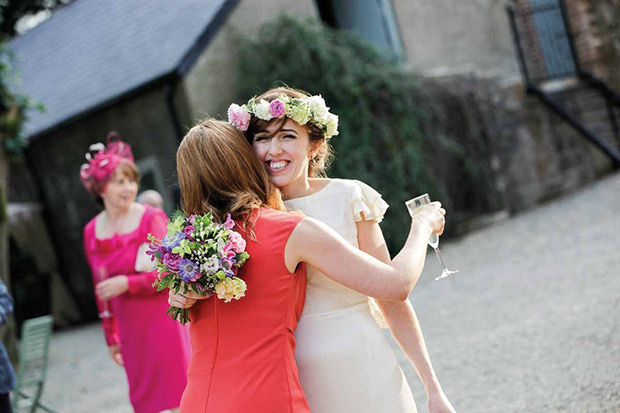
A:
79;132;134;194
227;94;339;139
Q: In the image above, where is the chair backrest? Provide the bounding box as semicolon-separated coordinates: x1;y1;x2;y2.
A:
16;315;54;388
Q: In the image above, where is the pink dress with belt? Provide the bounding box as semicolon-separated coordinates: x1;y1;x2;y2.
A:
83;205;191;413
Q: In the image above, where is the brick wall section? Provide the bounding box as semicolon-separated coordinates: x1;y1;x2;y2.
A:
563;0;605;76
514;0;614;83
587;0;620;89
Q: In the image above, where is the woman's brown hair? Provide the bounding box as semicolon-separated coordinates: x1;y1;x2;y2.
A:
244;86;334;177
177;119;285;227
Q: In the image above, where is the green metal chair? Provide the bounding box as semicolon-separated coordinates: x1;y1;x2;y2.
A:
11;315;56;413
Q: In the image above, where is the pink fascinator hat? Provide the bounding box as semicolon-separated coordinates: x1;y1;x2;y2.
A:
80;132;134;194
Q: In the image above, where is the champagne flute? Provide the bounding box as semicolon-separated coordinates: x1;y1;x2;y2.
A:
406;194;458;280
97;267;113;319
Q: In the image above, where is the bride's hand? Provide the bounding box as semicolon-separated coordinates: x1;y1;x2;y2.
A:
168;288;211;308
428;388;456;413
412;201;446;236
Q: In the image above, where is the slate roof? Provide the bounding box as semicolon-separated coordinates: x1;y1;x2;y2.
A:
9;0;237;138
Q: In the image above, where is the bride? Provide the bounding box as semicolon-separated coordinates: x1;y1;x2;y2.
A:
236;87;455;413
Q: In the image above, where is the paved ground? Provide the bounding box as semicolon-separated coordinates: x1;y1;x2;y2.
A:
42;173;620;412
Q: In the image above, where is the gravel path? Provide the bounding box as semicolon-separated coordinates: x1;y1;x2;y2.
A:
42;173;620;412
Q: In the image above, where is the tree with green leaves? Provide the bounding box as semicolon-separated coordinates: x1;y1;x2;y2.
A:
0;38;41;362
0;0;70;36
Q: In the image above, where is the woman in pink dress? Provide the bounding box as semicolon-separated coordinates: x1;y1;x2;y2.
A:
81;134;191;413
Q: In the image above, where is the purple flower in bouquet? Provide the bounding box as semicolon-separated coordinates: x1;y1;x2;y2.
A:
179;259;200;282
163;231;186;251
146;243;166;261
183;225;195;241
269;99;286;117
162;252;182;273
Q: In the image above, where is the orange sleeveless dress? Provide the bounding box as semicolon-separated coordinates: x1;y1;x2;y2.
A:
179;208;310;413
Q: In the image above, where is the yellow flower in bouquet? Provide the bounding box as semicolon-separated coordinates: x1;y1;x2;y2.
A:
215;277;247;303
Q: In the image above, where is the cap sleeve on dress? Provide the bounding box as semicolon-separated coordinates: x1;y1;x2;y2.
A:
350;180;389;223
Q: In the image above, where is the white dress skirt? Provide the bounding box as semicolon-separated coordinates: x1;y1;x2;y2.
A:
285;179;417;413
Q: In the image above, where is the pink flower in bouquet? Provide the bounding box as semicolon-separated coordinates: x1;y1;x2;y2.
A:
269;99;286;117
224;213;235;230
222;242;236;260
220;242;237;269
188;215;196;224
228;231;246;253
163;252;182;273
227;104;250;131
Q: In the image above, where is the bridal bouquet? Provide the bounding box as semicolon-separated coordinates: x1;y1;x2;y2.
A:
148;211;250;324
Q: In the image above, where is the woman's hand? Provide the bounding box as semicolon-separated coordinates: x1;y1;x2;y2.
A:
412;201;446;236
168;288;211;309
108;344;124;366
428;388;456;413
96;276;129;301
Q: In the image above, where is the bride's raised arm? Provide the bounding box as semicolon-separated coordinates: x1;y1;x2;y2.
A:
284;202;445;302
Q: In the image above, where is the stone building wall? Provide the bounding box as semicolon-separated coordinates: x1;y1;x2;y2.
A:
435;74;611;213
182;0;318;121
391;0;519;78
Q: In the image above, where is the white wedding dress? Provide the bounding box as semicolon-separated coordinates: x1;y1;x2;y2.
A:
285;178;417;413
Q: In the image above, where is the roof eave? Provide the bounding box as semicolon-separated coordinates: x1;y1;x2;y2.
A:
27;0;241;141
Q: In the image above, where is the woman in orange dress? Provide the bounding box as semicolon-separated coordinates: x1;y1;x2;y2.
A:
171;119;446;413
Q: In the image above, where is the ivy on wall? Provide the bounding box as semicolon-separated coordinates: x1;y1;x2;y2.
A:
236;15;501;249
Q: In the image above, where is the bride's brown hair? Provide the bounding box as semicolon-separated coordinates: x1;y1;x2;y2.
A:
177;119;285;228
245;86;334;178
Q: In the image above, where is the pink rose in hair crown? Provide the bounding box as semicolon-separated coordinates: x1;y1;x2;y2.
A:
227;104;251;131
269;99;286;118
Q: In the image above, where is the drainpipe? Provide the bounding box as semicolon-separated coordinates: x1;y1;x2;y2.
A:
164;78;185;145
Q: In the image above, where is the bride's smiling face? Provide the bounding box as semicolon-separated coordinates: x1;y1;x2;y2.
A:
251;118;313;190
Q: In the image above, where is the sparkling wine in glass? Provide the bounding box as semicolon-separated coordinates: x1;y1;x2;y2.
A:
97;267;113;319
406;194;458;280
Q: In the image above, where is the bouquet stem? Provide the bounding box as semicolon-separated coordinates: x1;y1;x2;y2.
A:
167;306;191;325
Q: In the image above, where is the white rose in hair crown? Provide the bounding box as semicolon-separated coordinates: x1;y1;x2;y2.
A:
227;94;340;139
